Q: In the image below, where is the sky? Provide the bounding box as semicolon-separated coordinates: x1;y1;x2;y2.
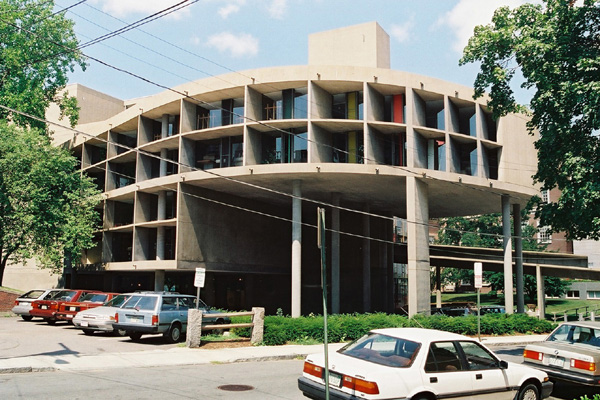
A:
61;0;536;103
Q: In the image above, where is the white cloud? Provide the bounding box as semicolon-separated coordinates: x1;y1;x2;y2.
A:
218;4;240;18
390;18;416;44
266;0;287;19
217;0;246;19
91;0;192;19
206;32;259;58
437;0;531;53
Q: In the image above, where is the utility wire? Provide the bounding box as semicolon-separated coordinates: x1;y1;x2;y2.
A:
2;103;582;254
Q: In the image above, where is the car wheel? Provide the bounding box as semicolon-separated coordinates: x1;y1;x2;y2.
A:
164;323;182;343
21;315;33;321
212;318;226;335
115;329;127;337
46;319;56;325
129;332;143;341
517;383;539;400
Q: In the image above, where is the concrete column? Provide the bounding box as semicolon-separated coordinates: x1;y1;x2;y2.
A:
161;114;169;139
514;203;524;313
154;270;165;291
502;195;514;314
331;193;341;314
407;176;430;317
156;226;165;260
291;180;302;318
160;148;168;177
536;265;546;319
157;191;166;220
362;203;371;312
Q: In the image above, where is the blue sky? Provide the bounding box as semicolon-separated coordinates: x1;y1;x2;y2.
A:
61;0;535;103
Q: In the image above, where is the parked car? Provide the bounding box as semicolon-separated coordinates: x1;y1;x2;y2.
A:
523;321;600;387
113;291;229;343
73;293;132;335
55;292;120;323
29;289;102;325
11;289;63;321
298;327;553;400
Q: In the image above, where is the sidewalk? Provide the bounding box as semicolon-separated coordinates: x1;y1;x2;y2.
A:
0;335;546;374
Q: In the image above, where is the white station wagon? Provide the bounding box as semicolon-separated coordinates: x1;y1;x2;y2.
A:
298;328;552;400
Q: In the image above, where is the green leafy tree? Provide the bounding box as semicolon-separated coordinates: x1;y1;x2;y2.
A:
460;0;600;240
484;272;570;303
0;122;100;285
0;0;87;130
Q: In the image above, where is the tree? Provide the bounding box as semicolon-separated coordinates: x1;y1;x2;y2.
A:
460;0;600;240
0;122;100;285
484;272;570;303
0;0;86;130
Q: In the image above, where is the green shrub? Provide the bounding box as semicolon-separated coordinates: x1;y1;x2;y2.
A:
258;312;555;346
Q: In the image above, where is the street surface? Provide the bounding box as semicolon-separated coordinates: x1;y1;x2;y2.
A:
1;316;599;399
0;359;305;399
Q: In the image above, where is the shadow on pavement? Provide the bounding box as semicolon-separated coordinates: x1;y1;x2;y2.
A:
551;381;599;399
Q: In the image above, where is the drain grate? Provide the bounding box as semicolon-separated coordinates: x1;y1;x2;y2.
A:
218;384;255;392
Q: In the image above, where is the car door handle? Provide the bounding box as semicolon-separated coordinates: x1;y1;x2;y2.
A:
476;374;482;380
430;377;438;383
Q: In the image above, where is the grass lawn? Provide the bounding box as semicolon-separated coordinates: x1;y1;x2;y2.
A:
432;292;600;319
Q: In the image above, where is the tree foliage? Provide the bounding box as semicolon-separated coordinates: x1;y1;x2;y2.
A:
0;122;100;285
461;0;600;240
0;0;87;130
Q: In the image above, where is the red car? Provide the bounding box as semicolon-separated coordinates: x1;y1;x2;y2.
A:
30;289;102;325
55;292;119;322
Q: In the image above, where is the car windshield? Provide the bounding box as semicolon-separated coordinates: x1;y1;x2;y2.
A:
54;290;77;301
338;333;420;368
105;294;129;307
79;293;108;302
20;290;46;299
548;324;600;347
122;295;158;311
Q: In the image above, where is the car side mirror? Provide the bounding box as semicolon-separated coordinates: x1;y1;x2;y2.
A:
499;360;508;369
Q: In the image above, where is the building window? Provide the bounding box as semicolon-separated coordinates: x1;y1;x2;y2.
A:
537;224;551;244
588;291;600;300
566;290;580;299
541;189;550;204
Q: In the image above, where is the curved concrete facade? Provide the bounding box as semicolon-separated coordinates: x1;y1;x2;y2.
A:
58;23;537;316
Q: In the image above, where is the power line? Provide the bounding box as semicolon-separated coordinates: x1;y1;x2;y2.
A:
0;9;543;232
3;103;583;253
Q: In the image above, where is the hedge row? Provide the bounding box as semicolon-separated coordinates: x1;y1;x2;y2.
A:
233;313;555;346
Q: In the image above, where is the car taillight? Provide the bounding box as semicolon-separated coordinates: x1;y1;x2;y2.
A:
152;315;159;326
114;313;119;323
303;362;323;378
342;376;380;395
14;300;19;305
571;359;596;372
523;349;543;361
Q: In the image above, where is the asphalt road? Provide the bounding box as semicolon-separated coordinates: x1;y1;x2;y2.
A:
1;316;599;399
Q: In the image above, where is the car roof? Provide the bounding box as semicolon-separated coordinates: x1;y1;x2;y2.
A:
370;327;470;343
557;321;600;329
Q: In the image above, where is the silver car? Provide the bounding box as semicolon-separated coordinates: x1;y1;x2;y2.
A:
524;321;600;387
72;294;132;335
113;292;227;343
11;289;62;321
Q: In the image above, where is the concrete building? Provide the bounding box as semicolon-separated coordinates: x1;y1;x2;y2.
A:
5;22;543;316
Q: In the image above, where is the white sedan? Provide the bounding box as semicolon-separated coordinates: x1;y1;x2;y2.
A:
298;327;553;400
